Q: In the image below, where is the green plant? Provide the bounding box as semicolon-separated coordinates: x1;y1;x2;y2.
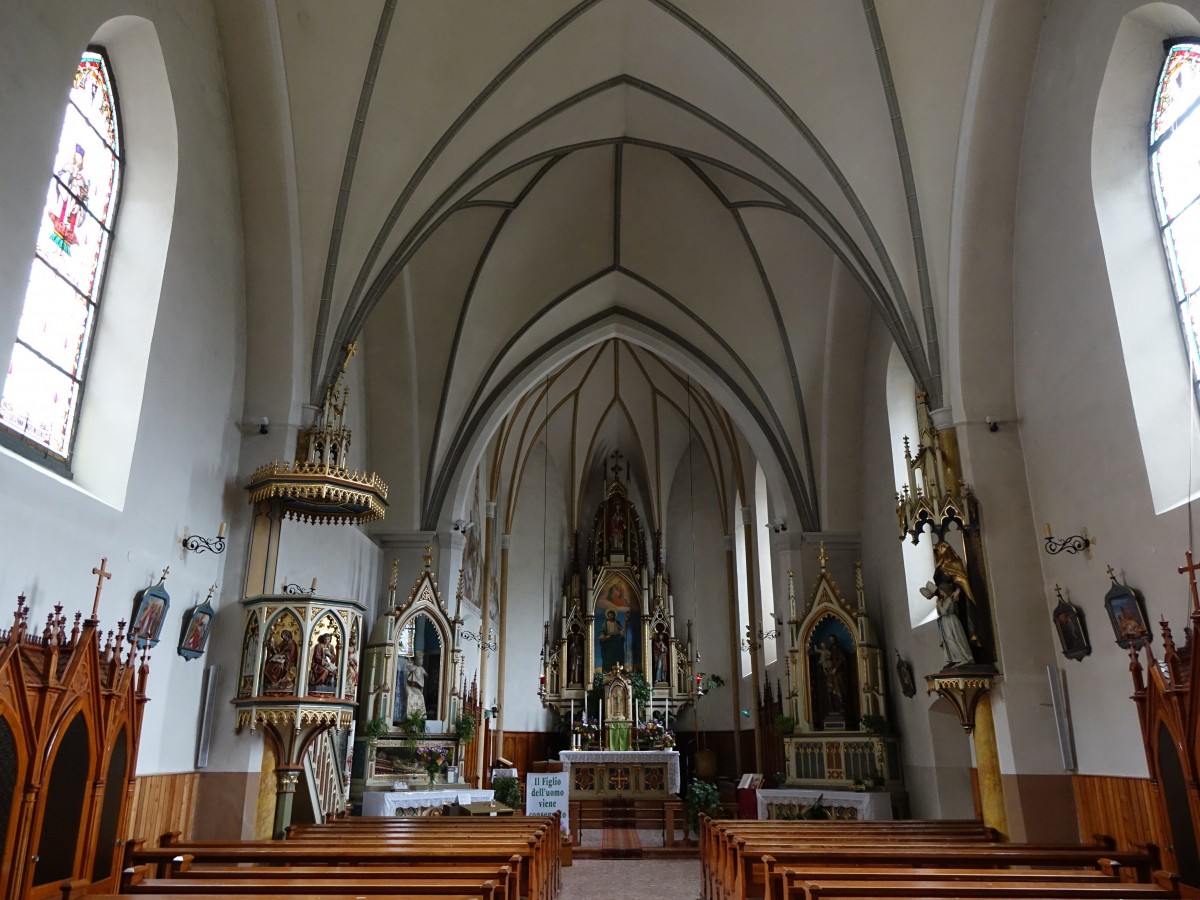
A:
774;714;796;734
492;775;521;810
860;714;893;736
363;716;388;739
455;711;477;744
399;710;426;750
685;779;723;833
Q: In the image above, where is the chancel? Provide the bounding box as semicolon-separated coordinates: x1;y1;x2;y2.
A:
4;2;1200;897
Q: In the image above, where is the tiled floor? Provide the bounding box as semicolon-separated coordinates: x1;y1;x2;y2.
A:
561;858;702;900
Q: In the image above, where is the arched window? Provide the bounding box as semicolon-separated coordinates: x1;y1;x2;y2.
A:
0;48;121;469
1151;40;1200;401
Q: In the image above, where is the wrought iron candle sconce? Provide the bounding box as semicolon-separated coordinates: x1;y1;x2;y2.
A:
740;616;783;652
461;626;497;651
182;523;227;555
281;579;317;596
1043;523;1093;557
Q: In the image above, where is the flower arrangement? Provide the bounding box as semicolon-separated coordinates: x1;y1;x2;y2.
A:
573;718;599;736
415;744;448;779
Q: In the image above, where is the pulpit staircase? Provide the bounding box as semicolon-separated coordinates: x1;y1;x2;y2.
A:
302;729;348;823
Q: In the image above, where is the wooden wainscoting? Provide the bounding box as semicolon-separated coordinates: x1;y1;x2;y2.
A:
1072;773;1175;872
500;731;558;777
127;772;200;846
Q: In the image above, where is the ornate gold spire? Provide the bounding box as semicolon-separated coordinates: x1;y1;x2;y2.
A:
245;343;388;525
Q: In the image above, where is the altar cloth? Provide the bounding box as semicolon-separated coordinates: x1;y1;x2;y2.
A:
756;787;892;820
558;749;680;794
361;788;494;816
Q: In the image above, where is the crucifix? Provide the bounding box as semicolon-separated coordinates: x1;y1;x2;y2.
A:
1178;549;1200;609
91;557;112;619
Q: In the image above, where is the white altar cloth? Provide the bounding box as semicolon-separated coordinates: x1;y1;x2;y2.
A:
362;788;494;817
756;788;892;820
558;750;681;794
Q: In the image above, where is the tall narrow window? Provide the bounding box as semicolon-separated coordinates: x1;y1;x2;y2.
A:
0;48;121;467
1151;41;1200;399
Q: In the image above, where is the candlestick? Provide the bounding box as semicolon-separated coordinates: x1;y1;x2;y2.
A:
1043;522;1052;538
217;521;226;538
310;577;318;591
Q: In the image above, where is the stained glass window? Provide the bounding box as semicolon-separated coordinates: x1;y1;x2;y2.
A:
1151;41;1200;400
0;48;120;464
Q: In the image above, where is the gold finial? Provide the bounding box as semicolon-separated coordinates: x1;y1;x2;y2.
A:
818;541;828;571
158;566;170;585
339;341;358;374
787;569;796;620
423;546;433;569
389;558;399;590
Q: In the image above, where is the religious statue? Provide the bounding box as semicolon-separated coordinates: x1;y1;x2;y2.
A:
814;634;848;713
263;629;299;693
405;652;428;717
922;578;974;667
598;609;626;671
308;632;338;693
567;628;584;686
652;628;669;683
610;502;626;552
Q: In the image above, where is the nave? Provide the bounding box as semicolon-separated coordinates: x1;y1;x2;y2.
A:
561;860;700;900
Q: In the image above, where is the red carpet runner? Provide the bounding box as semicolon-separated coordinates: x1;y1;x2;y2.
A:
599;798;644;859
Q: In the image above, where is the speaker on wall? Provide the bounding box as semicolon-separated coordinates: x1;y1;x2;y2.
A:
196;665;219;769
1046;665;1076;771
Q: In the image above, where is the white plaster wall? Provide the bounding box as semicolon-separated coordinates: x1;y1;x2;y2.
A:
502;443;568;732
0;1;246;777
1014;0;1200;777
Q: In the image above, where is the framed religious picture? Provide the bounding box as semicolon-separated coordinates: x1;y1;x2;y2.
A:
177;586;216;661
894;651;916;698
1051;587;1090;661
131;568;171;649
1104;570;1150;649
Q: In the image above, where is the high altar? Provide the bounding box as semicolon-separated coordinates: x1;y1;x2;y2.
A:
539;457;693;799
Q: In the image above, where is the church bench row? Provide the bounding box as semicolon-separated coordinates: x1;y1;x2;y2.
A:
111;874;504;899
129;830;556;900
769;868;1180;900
79;895;483;900
697;819;1156;900
125;861;519;900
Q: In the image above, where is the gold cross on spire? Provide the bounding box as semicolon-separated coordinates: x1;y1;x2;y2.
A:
423;545;432;569
1106;564;1116;582
158;566;170;585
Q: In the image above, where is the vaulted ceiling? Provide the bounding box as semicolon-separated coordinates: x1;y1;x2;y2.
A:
216;0;1044;533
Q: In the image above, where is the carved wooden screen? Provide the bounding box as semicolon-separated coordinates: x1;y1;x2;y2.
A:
1126;595;1200;886
0;596;149;899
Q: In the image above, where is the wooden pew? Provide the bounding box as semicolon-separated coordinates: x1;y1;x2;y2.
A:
777;870;1180;900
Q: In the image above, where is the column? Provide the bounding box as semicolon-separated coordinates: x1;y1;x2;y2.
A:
723;534;744;774
741;506;765;774
973;694;1009;837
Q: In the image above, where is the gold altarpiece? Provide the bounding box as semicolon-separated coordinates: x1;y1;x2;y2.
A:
781;554;904;801
540;466;693;725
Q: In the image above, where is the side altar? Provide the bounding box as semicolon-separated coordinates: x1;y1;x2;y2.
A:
780;551;906;810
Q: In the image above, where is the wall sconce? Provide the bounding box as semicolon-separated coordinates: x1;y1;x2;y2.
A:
1043;523;1093;557
461;627;497;651
741;616;783;651
182;523;227;555
259;417;269;435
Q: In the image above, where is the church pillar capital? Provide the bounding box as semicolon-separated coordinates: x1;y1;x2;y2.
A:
485;501;497;519
723;534;735;553
740;506;753;525
929;405;956;430
500;533;511;550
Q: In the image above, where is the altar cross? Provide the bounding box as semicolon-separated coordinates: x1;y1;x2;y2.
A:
1178;549;1200;611
91;557;112;619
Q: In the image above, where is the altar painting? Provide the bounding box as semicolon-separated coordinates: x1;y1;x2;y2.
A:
593;576;640;674
808;616;858;730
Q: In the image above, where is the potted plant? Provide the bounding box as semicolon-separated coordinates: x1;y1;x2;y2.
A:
455;711;477;744
363;716;388;740
775;714;796;736
685;779;723;836
492;775;521;811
